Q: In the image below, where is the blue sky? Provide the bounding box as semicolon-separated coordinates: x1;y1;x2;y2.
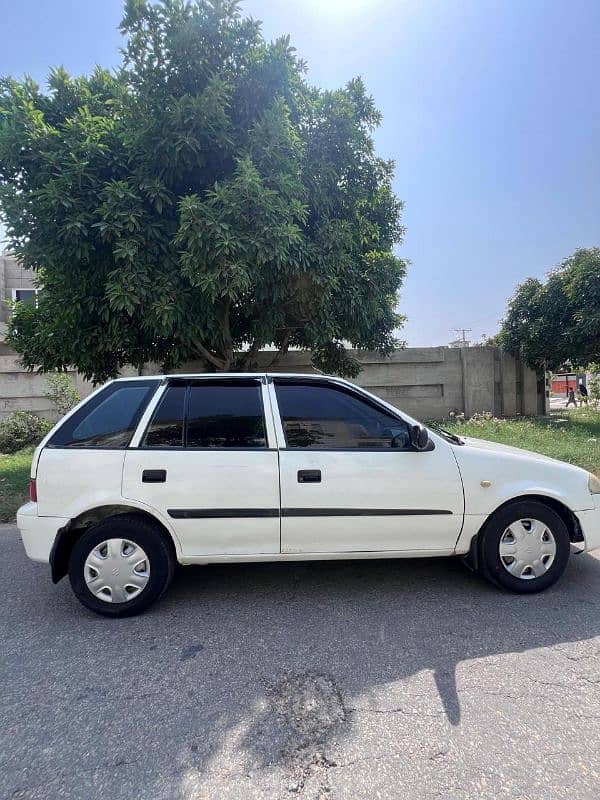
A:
1;0;598;346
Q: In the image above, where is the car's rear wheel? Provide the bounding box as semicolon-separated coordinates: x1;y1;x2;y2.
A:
68;514;175;616
478;500;570;593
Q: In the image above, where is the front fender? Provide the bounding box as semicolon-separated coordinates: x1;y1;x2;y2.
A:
452;444;593;515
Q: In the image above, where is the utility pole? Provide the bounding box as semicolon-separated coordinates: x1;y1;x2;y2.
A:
452;328;472;345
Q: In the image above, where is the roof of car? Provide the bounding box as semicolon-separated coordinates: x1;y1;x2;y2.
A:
114;372;343;381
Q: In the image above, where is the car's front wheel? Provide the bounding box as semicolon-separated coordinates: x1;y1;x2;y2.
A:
68;514;175;616
478;500;571;593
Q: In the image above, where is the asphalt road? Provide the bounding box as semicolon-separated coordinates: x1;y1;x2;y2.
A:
2;524;600;800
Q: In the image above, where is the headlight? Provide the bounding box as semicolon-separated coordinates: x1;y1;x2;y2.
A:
589;473;600;494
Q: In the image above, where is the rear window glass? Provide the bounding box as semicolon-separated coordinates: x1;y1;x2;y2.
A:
186;382;266;448
48;380;158;449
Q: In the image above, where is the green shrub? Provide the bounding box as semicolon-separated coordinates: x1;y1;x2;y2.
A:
0;411;52;454
589;376;600;406
44;372;80;417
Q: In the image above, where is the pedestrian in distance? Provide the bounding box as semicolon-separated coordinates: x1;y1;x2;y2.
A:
579;382;589;405
566;388;578;407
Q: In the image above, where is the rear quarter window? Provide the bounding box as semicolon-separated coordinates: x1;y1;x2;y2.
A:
47;380;159;449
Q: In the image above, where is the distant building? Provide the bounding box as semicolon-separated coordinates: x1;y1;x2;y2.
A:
448;337;470;348
551;371;583;396
0;252;37;352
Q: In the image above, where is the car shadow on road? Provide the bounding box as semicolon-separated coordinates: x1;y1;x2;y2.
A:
139;554;600;783
5;539;600;798
161;549;600;763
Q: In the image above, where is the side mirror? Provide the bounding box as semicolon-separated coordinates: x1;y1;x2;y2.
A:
409;424;429;451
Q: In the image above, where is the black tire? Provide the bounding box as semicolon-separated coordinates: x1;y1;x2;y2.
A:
68;513;175;617
478;500;570;593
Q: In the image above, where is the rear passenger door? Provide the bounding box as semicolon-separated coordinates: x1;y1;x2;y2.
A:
122;377;280;558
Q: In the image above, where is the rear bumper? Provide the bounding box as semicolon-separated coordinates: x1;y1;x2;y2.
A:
576;506;600;552
16;502;68;563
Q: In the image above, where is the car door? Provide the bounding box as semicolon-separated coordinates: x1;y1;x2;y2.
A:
270;378;464;554
122;377;280;558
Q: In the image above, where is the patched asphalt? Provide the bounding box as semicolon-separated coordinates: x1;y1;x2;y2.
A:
2;524;600;799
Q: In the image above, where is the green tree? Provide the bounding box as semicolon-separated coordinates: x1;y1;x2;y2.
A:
0;0;406;382
498;248;600;372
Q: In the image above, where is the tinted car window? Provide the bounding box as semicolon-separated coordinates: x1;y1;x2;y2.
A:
275;382;410;449
186;382;266;448
143;385;186;448
48;380;158;449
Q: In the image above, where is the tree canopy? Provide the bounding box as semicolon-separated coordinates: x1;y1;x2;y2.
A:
498;248;600;372
0;0;406;381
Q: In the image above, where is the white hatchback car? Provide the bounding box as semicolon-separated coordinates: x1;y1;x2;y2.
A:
17;373;600;616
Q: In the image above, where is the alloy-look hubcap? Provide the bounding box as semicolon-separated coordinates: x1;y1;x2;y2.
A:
499;518;557;580
84;538;150;603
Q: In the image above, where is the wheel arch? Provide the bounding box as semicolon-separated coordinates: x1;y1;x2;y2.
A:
50;504;180;584
465;493;583;571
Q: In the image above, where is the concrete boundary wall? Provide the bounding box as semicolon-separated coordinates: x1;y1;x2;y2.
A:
156;346;546;421
0;346;546;422
256;347;546;419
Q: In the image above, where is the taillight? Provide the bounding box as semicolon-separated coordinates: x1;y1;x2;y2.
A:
29;479;37;503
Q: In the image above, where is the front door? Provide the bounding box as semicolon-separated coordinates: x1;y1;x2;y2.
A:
270;379;464;554
123;378;280;558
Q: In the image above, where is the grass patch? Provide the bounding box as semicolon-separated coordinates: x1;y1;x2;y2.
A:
443;407;600;475
0;446;34;522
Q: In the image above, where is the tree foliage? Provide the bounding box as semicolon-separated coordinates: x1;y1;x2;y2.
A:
498;248;600;372
0;0;406;381
44;372;81;417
